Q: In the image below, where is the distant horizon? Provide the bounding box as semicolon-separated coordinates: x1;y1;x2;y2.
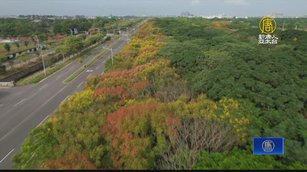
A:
0;0;306;17
0;14;306;19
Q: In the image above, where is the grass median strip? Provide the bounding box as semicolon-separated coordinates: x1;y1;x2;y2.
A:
63;67;84;84
63;50;108;84
63;36;121;84
15;41;110;86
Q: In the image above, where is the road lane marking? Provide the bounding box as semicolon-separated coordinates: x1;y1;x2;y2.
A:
42;86;66;107
62;95;70;103
39;83;48;91
77;82;83;89
56;74;64;81
24;84;49;102
14;98;27;107
39;77;47;83
60;95;71;105
0;32;133;142
0;148;14;163
39;61;74;84
0;85;68;142
37;115;50;128
63;51;105;84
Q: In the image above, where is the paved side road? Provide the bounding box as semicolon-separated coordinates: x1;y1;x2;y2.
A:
0;32;131;169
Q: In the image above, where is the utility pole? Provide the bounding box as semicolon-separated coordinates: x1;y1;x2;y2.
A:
117;21;120;34
35;35;47;76
41;54;47;76
111;48;113;65
112;24;115;35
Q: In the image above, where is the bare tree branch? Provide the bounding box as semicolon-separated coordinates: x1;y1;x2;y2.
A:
158;117;238;170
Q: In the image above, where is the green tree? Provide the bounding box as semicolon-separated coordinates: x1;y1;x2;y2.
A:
38;34;47;43
24;41;29;48
63;36;84;55
193;148;307;170
155;18;307;165
13;122;59;169
4;43;10;53
55;45;67;60
14;42;20;51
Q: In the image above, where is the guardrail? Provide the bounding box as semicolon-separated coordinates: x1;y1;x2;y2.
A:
0;81;15;88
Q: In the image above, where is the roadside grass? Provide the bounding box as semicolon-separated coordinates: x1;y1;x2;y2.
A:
16;59;71;86
77;38;112;61
63;64;86;84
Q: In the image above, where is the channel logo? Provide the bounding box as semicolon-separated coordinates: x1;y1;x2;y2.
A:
253;137;284;155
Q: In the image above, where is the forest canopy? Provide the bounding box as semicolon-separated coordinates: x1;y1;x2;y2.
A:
13;18;307;170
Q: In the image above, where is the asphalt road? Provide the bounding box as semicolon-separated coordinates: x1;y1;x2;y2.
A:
0;32;131;169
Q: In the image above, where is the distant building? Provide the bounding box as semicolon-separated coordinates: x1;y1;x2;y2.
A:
48;35;65;41
181;11;194;17
74;15;86;19
0;39;12;43
70;28;79;35
87;16;97;19
9;37;33;41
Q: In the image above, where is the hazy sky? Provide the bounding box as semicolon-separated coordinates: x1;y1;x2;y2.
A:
0;0;306;17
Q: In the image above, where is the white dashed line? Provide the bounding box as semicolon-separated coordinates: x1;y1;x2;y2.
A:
39;83;48;91
42;86;66;107
14;98;27;107
27;84;48;100
77;82;83;88
62;95;70;103
0;149;14;163
37;115;50;128
0;85;68;142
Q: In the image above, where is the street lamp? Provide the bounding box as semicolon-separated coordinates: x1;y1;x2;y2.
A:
126;33;131;42
122;27;130;42
103;46;113;65
41;52;47;76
